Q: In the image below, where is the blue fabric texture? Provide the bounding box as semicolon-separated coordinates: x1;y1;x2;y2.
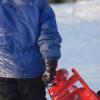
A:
0;0;62;78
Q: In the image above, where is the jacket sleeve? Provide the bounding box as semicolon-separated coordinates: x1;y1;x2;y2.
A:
38;3;62;60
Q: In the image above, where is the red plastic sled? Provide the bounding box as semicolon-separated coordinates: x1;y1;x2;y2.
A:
48;68;100;100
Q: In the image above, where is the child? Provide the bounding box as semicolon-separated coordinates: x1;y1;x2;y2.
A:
0;0;62;99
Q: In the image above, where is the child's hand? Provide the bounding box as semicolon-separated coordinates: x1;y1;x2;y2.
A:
42;60;57;85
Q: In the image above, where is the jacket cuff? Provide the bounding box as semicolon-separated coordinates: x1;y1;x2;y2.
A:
45;59;58;67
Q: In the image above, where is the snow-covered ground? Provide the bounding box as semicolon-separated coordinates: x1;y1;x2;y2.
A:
47;0;100;99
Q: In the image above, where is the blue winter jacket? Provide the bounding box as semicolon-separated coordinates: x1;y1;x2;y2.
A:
0;0;62;78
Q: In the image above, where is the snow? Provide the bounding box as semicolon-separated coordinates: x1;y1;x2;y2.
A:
47;0;100;99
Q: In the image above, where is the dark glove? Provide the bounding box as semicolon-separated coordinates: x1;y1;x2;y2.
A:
42;59;57;85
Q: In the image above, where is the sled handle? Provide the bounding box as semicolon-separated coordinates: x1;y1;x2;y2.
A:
72;68;91;91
